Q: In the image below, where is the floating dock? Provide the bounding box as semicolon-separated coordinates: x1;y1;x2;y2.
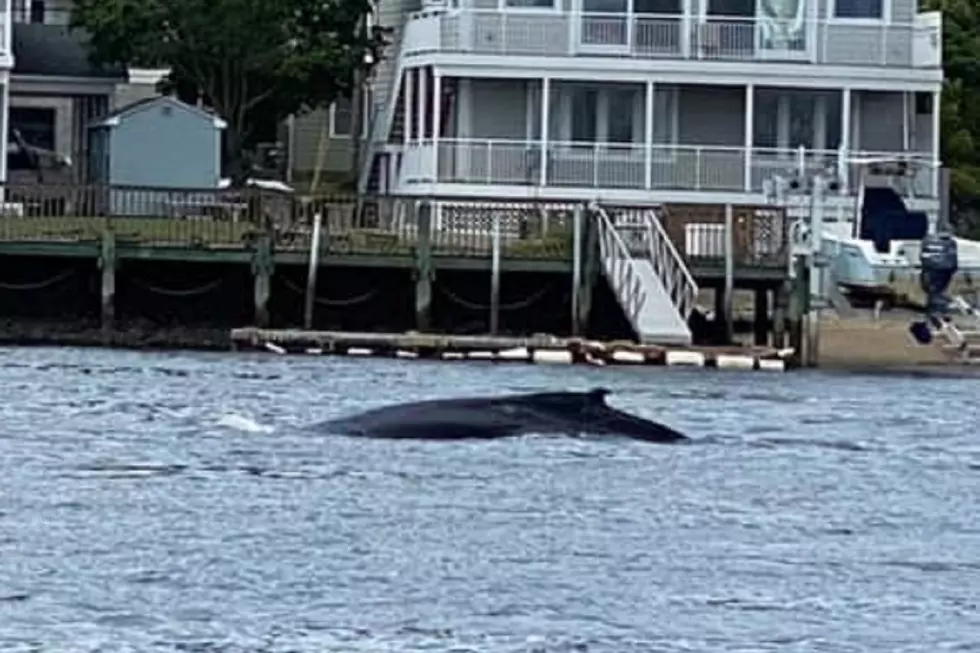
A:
230;328;793;371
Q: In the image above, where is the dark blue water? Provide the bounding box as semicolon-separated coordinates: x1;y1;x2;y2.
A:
0;346;978;652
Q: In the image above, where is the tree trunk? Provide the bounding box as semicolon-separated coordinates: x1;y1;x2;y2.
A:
223;125;249;187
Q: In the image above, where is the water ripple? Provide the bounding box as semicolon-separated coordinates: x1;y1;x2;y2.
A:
0;346;978;652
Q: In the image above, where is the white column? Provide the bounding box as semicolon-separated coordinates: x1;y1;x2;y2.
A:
644;80;654;189
416;66;427;142
840;88;851;194
540;77;550;186
744;84;754;192
404;68;414;144
931;88;941;197
432;70;442;181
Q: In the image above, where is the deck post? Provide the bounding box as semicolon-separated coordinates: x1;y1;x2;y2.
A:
490;209;501;335
571;204;583;335
414;201;433;331
787;255;808;366
772;282;788;348
98;219;115;333
577;206;599;335
252;231;274;328
303;211;324;329
753;287;769;346
722;203;735;343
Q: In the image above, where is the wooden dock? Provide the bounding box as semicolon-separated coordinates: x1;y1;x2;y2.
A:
230;327;793;371
0;184;795;354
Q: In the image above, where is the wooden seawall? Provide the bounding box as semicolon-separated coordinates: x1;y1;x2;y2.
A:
0;184;794;352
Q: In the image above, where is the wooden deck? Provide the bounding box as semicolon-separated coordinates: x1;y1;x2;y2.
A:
0;184;790;283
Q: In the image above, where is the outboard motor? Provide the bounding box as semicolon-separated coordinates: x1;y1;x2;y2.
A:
909;232;958;344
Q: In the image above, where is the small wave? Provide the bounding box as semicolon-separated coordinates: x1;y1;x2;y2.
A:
747;437;870;452
879;560;980;574
70;462;188;478
215;413;274;434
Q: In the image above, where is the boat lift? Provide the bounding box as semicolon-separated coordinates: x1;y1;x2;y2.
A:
766;149;980;363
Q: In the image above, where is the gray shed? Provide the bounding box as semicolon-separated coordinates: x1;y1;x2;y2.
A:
89;96;227;216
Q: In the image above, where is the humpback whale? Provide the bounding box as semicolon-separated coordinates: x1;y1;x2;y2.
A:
319;387;688;443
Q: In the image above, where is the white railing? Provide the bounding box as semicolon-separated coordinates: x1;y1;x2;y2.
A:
405;9;942;68
642;208;698;321
401;140;438;185
402;138;938;197
594;204;647;328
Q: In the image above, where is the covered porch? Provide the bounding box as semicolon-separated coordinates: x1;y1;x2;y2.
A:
389;70;940;200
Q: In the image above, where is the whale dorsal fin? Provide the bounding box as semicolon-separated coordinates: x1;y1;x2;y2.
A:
586;387;611;405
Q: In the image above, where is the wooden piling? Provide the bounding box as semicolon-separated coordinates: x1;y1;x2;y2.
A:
303;211;324;329
98;219;115;333
252;231;273;328
490;210;501;335
574;209;598;336
754;287;770;346
787;255;809;367
721;204;735;343
414;201;433;331
571;205;582;336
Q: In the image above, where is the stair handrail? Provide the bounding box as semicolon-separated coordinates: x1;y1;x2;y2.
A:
642;208;698;320
592;203;647;328
357;34;408;196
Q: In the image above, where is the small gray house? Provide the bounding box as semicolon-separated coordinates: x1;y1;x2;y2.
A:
88;95;226;189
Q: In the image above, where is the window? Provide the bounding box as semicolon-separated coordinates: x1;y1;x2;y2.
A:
9;107;56;150
8;106;57;171
753;89;842;150
833;0;883;20
505;0;556;8
608;89;636;144
634;0;681;13
29;0;45;23
915;92;932;115
571;89;598;142
329;99;352;137
653;87;678;144
565;85;663;145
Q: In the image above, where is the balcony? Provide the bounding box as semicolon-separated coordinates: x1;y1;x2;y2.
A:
399;138;937;198
402;9;942;69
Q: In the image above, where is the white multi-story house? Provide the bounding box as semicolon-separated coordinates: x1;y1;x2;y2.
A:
355;0;943;345
360;0;942;208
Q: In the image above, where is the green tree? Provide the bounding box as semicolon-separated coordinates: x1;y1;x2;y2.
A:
924;0;980;237
71;0;390;183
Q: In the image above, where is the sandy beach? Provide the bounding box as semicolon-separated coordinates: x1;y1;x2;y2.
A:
815;311;955;369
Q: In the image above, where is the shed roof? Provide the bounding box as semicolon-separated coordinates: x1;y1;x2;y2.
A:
12;23;126;79
90;95;228;130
